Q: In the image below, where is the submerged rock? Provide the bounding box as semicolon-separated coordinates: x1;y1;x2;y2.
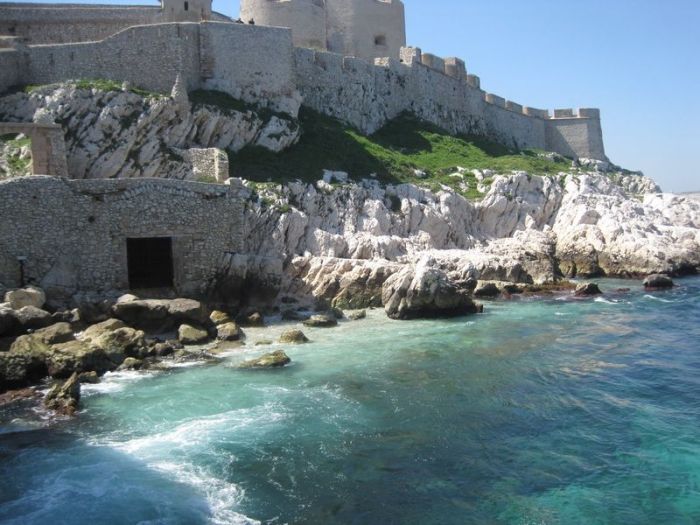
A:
347;310;367;321
643;274;674;290
44;372;81;416
303;314;338;328
574;282;603;297
279;329;309;344
238;350;291;369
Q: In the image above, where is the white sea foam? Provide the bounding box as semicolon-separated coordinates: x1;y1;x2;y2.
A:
644;294;674;303
81;370;157;396
594;297;619;304
150;460;260;525
95;405;286;524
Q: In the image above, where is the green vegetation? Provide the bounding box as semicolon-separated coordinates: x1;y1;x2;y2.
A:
0;133;32;178
190;90;296;127
229;109;572;199
25;79;164;99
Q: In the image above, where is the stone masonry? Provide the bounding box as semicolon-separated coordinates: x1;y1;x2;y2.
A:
0;176;245;301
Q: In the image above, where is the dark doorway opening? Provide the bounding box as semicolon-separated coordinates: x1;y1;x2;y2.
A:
127;237;174;289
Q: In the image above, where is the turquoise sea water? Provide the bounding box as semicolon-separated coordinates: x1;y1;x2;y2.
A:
1;277;699;525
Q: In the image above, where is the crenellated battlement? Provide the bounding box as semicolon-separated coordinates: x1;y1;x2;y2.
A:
399;45;599;124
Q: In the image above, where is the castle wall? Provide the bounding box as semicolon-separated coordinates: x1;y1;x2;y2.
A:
295;46;605;159
0;176;245;299
0;50;19;93
240;0;327;51
295;48;549;151
3;22;299;116
22;23;202;96
199;22;298;114
0;4;163;45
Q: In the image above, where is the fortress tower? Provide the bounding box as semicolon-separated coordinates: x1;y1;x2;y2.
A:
161;0;212;22
239;0;406;61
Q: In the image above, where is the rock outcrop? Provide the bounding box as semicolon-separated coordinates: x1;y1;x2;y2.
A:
0;85;300;181
382;258;479;320
44;372;80;416
643;274;674;290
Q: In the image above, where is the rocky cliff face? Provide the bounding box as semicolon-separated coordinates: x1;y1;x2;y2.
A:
0;84;300;180
235;172;699;308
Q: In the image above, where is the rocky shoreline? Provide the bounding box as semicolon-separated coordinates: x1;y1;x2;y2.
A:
0;273;681;417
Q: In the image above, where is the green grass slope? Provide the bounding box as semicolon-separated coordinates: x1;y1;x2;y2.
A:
229;108;573;198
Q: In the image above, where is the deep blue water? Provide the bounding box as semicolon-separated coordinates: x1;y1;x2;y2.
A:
1;277;699;524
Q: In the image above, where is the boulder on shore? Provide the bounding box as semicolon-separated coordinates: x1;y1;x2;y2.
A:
112;298;208;332
303;314;338;328
279;329;309;344
32;322;75;345
14;306;53;332
217;322;243;341
238;350;291;369
474;282;500;298
643;274;674;290
210;310;232;326
4;286;46;310
574;282;603;297
178;324;210;345
382;260;479;320
44;372;80;416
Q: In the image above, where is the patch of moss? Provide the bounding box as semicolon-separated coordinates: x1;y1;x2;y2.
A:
25;79;164;98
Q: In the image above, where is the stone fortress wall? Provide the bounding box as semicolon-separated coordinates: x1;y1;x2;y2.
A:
297;46;606;158
0;0;606;160
0;22;300;115
240;0;406;62
0;176;245;298
0;1;228;45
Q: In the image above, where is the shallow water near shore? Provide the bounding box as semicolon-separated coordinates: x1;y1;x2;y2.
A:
1;277;699;524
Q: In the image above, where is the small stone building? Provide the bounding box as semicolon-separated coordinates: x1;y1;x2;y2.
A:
0;177;245;303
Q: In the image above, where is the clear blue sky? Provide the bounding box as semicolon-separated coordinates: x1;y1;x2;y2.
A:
13;0;700;191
